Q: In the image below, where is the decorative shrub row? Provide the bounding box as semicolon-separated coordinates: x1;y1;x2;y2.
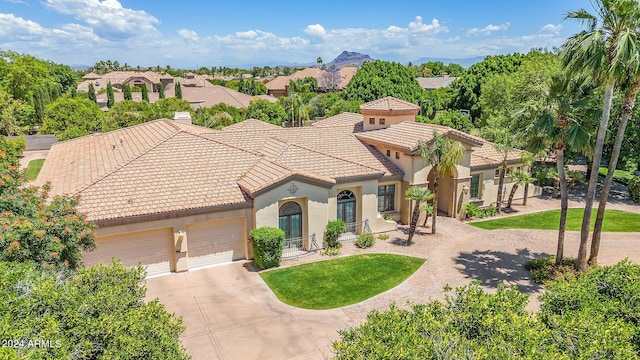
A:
465;203;498;219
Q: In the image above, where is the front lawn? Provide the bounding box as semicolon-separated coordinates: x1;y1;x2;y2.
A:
260;254;425;309
25;159;45;180
470;208;640;232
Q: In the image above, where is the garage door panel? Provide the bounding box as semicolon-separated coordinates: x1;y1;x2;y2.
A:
83;228;173;277
187;218;244;269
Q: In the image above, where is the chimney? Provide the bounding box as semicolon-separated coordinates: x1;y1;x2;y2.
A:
173;111;192;125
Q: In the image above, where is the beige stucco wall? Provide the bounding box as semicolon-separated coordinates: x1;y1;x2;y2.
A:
362;113;417;131
470;166;542;209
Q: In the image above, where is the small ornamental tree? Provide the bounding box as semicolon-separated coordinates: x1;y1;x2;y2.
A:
123;83;132;101
175;82;182;99
106;81;115;108
629;176;640;203
88;83;97;103
141;83;149;102
158;83;165;99
250;226;285;269
0;152;97;270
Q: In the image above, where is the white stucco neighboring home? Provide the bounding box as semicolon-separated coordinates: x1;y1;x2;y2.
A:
35;96;535;277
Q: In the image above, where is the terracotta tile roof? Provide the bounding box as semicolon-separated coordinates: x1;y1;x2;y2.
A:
221;118;283;132
360;96;420;112
355;121;483;154
266;67;353;91
470;142;524;169
311;112;363;132
338;67;357;88
416;76;457;90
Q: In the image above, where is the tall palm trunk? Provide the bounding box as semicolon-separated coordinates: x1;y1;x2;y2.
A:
523;183;529;206
589;81;640;265
507;184;519;208
496;165;507;213
407;203;421;244
577;84;614;272
556;147;569;265
432;173;439;234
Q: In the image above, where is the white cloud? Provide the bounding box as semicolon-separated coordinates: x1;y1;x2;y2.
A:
466;22;510;36
408;16;448;34
235;30;258;39
44;0;159;40
304;24;326;38
178;29;199;41
540;24;563;34
0;13;46;39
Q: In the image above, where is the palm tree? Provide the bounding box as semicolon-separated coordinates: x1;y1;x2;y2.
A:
493;131;519;214
527;74;595;264
405;186;434;244
519;151;540;206
562;0;640;271
505;170;535;209
419;132;466;234
421;202;434;227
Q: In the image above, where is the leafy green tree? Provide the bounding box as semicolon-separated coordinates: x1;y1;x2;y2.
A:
158;83;165;99
40;95;103;140
492;130;519;214
88;82;97;103
152;98;192;119
404;186;434;243
418;110;474;133
0;90;26;135
561;0;640;271
419;133;466;234
343;60;424;103
246;99;287;125
106;81;115;108
141;83;149;102
103;100;154;131
122;83;132;101
175;82;182;99
0;261;190;359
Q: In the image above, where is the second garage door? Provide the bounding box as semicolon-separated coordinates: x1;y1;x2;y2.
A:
186;217;245;269
83;227;174;277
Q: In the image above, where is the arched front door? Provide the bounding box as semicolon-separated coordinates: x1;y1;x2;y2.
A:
337;190;356;230
279;202;302;239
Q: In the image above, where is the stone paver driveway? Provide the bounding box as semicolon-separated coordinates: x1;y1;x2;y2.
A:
147;197;640;360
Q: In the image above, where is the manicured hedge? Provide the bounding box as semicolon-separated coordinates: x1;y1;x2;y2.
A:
250;226;285;269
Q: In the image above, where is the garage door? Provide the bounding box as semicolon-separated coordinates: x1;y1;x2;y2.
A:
83;227;174;277
186;217;245;269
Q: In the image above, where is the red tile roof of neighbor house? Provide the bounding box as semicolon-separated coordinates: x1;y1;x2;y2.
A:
266;67;356;92
359;96;420;114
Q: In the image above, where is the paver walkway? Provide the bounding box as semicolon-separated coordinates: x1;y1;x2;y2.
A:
146;192;640;360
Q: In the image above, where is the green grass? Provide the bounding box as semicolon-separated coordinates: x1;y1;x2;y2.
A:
599;167;636;185
25;159;45;180
470;208;640;232
260;254;425;309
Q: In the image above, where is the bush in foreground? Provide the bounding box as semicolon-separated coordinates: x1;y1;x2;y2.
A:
629;176;640;203
250;226;285;269
334;261;640;359
355;233;375;249
525;256;578;283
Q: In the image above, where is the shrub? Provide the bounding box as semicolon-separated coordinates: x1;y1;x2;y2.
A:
6;137;25;156
324;220;346;248
355;233;375;249
566;170;585;186
378;233;390;240
531;165;557;187
465;203;498;219
382;213;392;220
629;176;640;203
321;246;341;256
250;226;285;269
525;256;578;284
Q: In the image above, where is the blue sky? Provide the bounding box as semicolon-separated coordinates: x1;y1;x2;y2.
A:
1;0;592;68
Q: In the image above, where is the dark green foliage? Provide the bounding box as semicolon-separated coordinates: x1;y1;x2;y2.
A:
0;136;23;168
525;257;578;283
343;60;424;103
531;165;558;187
141;84;149;102
0;155;97;270
335;261;640;359
194;103;244;129
152;98;192;119
464;203;497;219
354;233;375;249
158;83;165;99
237;78;268;96
417;110;474;132
245;99;287;125
288;77;317;94
629;176;640;203
174;82;182;99
122;83;132;101
450;53;525;119
0;261;190;359
106;81;114;108
250;226;285;269
88;83;97;103
40;95;103;140
32;87;48;123
102;100;153;131
324;220;346;248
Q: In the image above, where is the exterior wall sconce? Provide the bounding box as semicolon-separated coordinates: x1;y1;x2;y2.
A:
462;185;469;195
175;230;187;253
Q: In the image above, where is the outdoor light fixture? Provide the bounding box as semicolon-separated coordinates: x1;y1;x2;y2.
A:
462;185;470;195
177;230;185;241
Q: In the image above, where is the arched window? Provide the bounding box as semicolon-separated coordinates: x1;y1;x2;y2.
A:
279;202;302;239
337;190;356;226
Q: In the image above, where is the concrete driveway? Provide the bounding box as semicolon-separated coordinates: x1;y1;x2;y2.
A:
146;195;640;360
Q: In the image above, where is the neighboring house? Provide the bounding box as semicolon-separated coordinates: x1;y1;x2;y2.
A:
266;67;357;97
416;73;457;90
35;96;532;276
84;71;277;110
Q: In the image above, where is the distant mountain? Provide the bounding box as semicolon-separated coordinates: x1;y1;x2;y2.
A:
325;51;374;69
413;56;485;68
